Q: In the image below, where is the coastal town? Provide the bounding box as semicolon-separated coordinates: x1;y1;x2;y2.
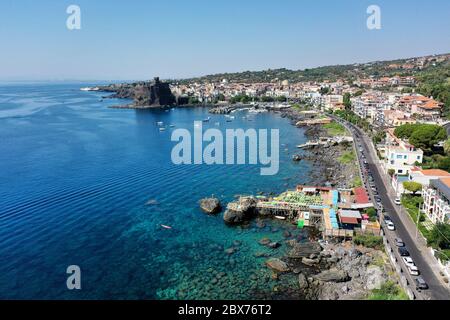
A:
187;53;450;300
85;52;450;300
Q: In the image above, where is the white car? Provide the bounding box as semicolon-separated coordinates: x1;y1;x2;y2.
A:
408;265;420;276
386;221;395;231
394;198;401;205
402;257;415;268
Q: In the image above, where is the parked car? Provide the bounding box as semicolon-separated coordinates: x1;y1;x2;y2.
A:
394;198;401;205
395;238;405;247
398;247;410;257
402;257;415;268
408;265;420;276
415;277;429;290
386;221;395;231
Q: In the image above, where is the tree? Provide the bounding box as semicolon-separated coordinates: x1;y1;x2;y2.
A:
388;169;396;177
403;181;423;195
320;87;330;95
394;124;447;152
437;157;450;172
394;124;420;139
444;138;450;156
409;125;447;152
428;223;450;250
343;93;352;110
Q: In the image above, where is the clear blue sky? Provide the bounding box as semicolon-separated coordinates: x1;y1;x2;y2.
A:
1;0;449;81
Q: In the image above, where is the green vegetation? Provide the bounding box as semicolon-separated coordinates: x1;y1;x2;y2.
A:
367;281;409;300
421;154;450;172
401;195;430;239
188;96;200;105
388;169;396;177
364;207;378;222
333;110;371;132
338;150;356;164
343;92;352;110
402;181;423;195
229;94;253;104
416;60;450;119
373;131;386;145
352;176;363;188
428;223;450;262
394;124;447;153
323;122;347;136
353;234;383;250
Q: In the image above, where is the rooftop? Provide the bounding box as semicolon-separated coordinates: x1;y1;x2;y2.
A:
411;167;450;177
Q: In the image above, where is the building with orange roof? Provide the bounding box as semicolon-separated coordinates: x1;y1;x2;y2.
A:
392;166;450;195
397;93;442;121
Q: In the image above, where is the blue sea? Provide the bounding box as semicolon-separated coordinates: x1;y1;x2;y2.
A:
0;83;315;299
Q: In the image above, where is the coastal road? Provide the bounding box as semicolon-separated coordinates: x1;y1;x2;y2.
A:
336;117;450;300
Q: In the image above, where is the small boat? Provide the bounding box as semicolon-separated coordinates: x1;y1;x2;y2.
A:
157;121;164;126
275;216;286;220
159;127;166;132
203;117;211;122
169;124;175;128
161;225;172;230
215;122;220;126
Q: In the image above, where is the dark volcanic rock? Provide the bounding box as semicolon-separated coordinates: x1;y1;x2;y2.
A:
223;197;257;224
265;258;290;273
287;241;322;259
199;198;221;214
99;77;176;108
314;268;350;283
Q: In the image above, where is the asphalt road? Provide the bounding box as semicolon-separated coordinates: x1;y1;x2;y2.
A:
335;117;450;300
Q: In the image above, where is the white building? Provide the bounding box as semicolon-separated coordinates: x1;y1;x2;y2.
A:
392;167;450;195
381;129;423;175
422;178;450;224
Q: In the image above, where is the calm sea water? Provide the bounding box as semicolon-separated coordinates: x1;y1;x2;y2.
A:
0;83;314;299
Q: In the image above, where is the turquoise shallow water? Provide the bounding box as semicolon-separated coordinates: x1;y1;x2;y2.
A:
0;83;315;299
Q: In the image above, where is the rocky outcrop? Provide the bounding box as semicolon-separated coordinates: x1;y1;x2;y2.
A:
98;77;176;108
298;274;309;290
314;268;350;283
223;197;257;224
199;198;221;214
286;241;322;259
265;258;290;273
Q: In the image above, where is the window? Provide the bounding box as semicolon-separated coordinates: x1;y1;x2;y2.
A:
397;155;403;159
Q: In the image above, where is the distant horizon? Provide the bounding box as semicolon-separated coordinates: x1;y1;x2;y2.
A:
1;50;448;84
2;0;450;81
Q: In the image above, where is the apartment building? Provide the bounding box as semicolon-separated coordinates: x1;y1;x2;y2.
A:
422;178;450;224
380;129;423;175
392;167;450;194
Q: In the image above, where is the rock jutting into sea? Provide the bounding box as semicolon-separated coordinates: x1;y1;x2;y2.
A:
199;198;222;214
223;197;257;224
97;77;177;108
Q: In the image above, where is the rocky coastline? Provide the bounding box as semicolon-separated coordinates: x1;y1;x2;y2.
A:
203;106;397;300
